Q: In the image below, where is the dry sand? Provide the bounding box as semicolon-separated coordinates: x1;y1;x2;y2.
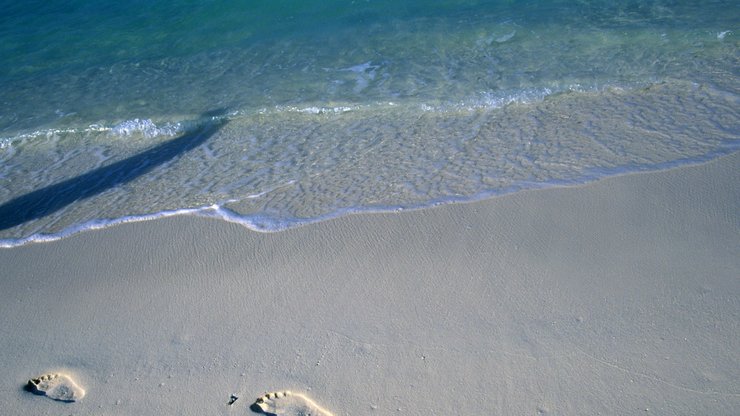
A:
0;152;738;415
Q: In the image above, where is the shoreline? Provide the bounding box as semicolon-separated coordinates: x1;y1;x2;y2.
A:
3;77;738;245
2;147;738;248
0;152;738;415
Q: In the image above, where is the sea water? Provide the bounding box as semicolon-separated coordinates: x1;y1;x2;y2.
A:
0;1;737;245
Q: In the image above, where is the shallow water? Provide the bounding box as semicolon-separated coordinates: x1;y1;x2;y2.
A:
0;1;738;244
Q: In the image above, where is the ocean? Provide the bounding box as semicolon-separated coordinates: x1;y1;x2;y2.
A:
0;0;737;245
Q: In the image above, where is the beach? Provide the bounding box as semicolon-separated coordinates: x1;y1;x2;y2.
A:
1;2;738;414
1;151;737;415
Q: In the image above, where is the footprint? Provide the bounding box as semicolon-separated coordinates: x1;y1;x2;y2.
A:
27;373;85;402
251;391;334;416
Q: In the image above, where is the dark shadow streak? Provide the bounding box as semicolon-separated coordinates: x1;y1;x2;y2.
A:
250;402;277;415
22;382;37;394
0;109;228;231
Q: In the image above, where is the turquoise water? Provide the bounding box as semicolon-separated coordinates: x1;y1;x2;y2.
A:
0;1;738;244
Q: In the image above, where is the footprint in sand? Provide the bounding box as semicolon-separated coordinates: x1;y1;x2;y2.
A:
251;391;334;416
27;373;85;402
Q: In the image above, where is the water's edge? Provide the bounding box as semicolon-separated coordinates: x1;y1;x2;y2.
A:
2;145;737;249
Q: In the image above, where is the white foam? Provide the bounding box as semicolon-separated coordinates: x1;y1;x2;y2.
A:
0;205;220;248
0;125;111;143
294;106;355;114
0;201;297;248
339;61;381;93
494;30;516;43
717;30;732;40
418;87;559;113
0;116;200;152
340;61;378;74
111;118;181;138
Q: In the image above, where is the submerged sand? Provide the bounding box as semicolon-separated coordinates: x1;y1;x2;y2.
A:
0;152;738;415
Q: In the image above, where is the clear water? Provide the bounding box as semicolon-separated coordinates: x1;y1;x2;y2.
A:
0;1;738;245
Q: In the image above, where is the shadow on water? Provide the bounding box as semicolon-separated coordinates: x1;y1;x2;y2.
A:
0;109;228;231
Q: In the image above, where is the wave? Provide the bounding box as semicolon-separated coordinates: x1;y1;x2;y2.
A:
1;144;737;249
0;79;737;246
0;82;628;151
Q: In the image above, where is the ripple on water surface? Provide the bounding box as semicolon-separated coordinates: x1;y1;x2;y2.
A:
0;79;737;246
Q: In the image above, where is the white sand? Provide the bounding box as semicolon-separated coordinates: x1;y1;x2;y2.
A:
0;152;738;415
